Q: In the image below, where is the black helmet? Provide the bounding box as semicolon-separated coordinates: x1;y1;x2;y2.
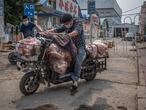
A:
61;13;73;23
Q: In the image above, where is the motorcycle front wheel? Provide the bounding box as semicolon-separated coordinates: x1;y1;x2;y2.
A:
19;71;40;96
8;52;18;65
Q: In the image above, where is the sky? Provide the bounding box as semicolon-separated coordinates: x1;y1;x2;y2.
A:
116;0;145;24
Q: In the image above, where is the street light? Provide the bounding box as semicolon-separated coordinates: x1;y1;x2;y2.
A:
133;14;139;45
133;14;140;85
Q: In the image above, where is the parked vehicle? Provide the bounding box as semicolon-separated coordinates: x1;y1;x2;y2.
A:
8;43;21;65
125;32;135;41
17;34;107;96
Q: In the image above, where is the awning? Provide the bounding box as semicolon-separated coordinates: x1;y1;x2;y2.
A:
37;11;64;17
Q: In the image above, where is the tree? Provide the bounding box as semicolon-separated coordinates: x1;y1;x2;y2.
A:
4;0;40;25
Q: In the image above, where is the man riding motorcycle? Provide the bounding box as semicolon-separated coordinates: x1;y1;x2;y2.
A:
40;13;86;94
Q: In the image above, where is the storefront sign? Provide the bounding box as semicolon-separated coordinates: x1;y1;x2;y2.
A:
56;0;79;17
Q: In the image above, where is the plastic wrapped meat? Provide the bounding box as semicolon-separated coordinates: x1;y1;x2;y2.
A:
52;60;68;74
16;37;41;61
93;40;108;56
47;43;72;74
86;44;98;58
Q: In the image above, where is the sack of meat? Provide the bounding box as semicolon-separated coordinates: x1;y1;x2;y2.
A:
45;34;77;75
93;40;108;57
86;40;108;58
86;44;98;58
46;43;72;74
16;37;41;61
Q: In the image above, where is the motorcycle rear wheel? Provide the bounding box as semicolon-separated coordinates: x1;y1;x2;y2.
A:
84;73;96;81
19;72;40;96
84;68;96;81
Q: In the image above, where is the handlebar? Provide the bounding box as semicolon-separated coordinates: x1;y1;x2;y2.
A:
36;33;53;45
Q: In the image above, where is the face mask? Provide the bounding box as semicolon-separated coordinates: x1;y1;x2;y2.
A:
23;21;29;25
64;23;73;29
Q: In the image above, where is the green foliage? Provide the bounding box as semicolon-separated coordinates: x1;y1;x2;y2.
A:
4;0;40;25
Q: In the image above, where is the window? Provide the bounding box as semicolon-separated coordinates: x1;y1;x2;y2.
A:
106;11;111;14
100;12;104;14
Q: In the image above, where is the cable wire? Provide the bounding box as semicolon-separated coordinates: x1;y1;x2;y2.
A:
122;13;140;16
122;6;141;13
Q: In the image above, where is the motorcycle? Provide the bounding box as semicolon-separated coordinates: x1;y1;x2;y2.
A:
8;43;21;65
17;34;107;96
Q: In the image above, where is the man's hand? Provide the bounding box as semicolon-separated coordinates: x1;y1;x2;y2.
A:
45;29;55;33
38;31;48;36
68;31;78;38
38;30;57;36
35;24;43;32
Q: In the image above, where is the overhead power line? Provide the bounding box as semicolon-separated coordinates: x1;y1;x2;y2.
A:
122;13;140;16
122;6;141;13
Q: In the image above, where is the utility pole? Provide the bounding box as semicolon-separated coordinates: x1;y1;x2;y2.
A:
123;16;132;54
88;0;95;44
90;15;93;44
0;0;4;49
134;14;140;85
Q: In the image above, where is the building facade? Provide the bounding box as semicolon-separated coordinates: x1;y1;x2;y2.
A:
77;0;122;36
37;0;80;30
139;1;146;38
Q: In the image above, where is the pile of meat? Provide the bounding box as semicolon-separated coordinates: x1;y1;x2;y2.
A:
46;43;72;74
47;40;108;75
16;37;41;61
86;40;108;58
17;37;108;75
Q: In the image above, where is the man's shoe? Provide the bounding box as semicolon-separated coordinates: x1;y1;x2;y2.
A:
70;80;78;96
70;85;78;96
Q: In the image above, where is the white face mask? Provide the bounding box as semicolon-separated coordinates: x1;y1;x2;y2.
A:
23;21;29;25
65;24;73;29
64;21;73;29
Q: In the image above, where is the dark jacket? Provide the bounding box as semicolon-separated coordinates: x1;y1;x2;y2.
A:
54;19;85;48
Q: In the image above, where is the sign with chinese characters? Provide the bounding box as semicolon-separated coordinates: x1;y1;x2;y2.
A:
24;3;35;17
56;0;79;17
